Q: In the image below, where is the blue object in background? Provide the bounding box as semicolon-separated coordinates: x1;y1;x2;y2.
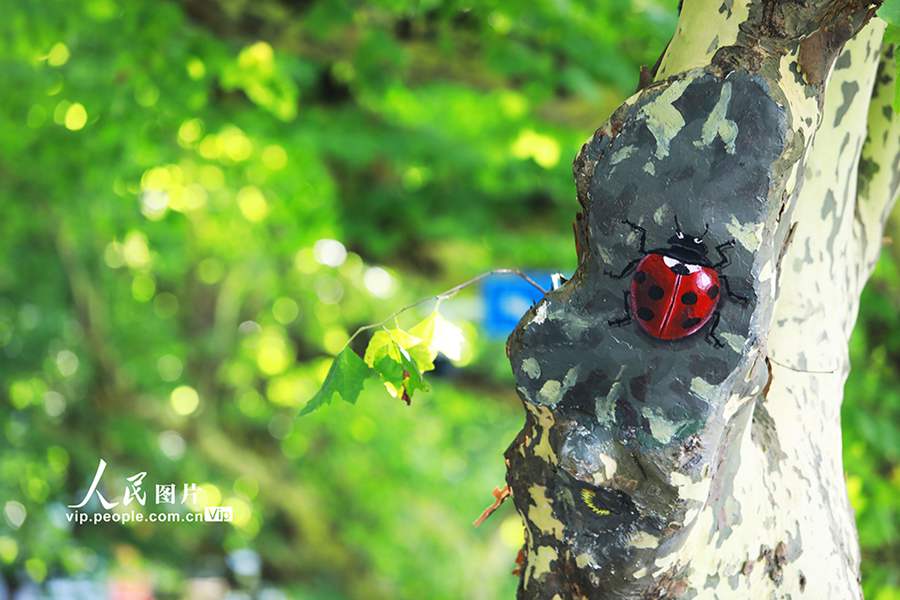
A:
481;272;556;339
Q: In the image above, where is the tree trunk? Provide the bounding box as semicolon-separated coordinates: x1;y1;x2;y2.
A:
505;2;899;598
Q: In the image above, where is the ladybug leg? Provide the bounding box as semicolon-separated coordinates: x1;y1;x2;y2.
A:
604;257;641;279
712;239;736;269
608;290;632;327
621;220;648;254
704;312;725;348
720;275;749;305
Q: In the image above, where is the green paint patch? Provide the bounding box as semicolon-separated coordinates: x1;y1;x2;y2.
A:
695;81;738;154
641;406;687;444
638;76;695;159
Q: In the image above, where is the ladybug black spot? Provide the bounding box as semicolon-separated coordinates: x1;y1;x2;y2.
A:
682;317;702;329
648;285;664;300
635;271;647;283
681;291;698;305
637;307;654;321
708;285;720;299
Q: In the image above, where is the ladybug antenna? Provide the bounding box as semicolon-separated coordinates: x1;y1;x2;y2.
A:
701;223;709;239
674;215;682;233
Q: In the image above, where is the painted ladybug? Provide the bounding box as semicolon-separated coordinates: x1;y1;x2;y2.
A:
606;217;747;347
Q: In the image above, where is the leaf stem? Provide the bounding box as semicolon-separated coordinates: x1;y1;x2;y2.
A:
344;268;548;349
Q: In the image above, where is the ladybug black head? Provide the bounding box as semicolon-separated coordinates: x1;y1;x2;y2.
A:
667;217;709;256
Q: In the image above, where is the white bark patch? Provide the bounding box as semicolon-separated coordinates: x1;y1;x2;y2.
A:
721;332;746;353
757;259;774;283
527;545;559;585
523;403;558;464
597;453;618;481
778;52;820;140
644;161;656;175
538;380;561;405
610;145;637;165
537;367;578;406
522;357;541;379
695;81;738;154
528;485;566;540
638;76;694;159
594;244;613;266
630;531;660;549
656;0;749;78
532;302;549;325
690;376;716;398
642;406;684;444
553;310;594;339
595;378;622;426
575;553;593;569
722;392;745;421
725;215;764;252
669;471;711;503
652;204;668;225
855;21;899;274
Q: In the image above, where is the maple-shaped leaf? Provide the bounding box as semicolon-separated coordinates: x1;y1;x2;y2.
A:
299;348;373;416
365;326;432;391
364;328;434;372
372;340;430;404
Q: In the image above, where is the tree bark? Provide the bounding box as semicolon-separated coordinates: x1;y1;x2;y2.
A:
505;2;899;598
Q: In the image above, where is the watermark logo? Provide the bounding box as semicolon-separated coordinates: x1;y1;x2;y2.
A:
67;458;229;526
204;506;233;522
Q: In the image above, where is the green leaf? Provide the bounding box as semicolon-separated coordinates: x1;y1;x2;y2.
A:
365;328;417;364
359;314;465;405
879;1;900;26
370;339;431;404
299;348;373;415
398;343;430;398
364;326;435;373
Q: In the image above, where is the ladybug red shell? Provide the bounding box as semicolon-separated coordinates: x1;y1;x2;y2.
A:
629;253;720;340
606;218;746;348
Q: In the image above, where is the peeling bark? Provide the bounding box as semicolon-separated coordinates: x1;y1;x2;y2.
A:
505;2;898;598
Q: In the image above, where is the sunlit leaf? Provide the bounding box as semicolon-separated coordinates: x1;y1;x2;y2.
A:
410;311;465;362
364;327;435;373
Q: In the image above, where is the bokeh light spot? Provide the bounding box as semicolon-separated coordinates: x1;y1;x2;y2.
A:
170;385;200;416
0;537;18;564
64;102;88;131
272;297;299;324
197;258;225;284
313;239;347;267
238;186;269;222
3;501;26;529
186;57;206;80
56;350;79;377
363;266;395;298
499;515;525;548
261;144;288;170
157;355;183;381
177;119;203;146
131;274;156;302
47;42;70;66
256;330;292;376
158;430;186;459
511;129;560;168
322;328;348;355
122;231;151;268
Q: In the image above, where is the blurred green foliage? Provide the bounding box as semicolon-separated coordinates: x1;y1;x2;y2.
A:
0;0;896;598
